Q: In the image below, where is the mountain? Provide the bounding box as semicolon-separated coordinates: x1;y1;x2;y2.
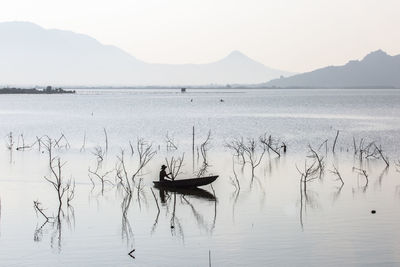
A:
0;21;293;86
264;50;400;88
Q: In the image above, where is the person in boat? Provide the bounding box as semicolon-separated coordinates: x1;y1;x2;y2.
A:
159;165;172;181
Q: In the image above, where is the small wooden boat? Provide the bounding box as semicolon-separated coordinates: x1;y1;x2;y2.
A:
153;175;218;189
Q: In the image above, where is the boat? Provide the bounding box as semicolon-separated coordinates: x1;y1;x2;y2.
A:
153;175;218;189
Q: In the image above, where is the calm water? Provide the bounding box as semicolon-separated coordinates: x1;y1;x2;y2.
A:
0;89;400;266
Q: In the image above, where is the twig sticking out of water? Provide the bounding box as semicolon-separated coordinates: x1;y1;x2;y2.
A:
54;133;70;150
5;132;14;150
92;146;105;165
225;137;246;165
116;149;132;193
297;160;319;191
353;138;389;166
307;145;325;178
131;138;156;184
88;167;114;193
197;131;212;177
80;131;86;152
329;165;344;186
353;167;369;187
44;157;70;217
165;153;185;180
243;138;266;180
229;157;241;191
67;179;76;206
318;139;328;154
115;139;156;194
165;132;178;151
332;130;340;153
33;200;52;222
297;160;319;230
373;144;389;167
103;128;108;154
260;134;285;157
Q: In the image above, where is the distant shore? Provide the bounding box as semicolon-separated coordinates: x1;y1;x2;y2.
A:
64;85;400;90
0;86;76;94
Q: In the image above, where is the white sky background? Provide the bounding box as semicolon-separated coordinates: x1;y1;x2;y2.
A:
1;0;399;72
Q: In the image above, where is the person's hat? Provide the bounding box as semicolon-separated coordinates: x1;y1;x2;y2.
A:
161;165;167;169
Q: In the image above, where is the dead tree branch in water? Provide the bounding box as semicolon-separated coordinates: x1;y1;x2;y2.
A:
80;131;86;152
42;136;54;167
225;137;246;165
116;149;132;193
5;132;14;150
33;201;52;222
165;132;178;151
329;164;344;186
373;144;389;167
88;167;114;193
307;145;325;178
115;139;156;194
332;130;340;153
54;133;70;150
196;131;212;177
44;157;70;217
353;167;369;187
353;138;389;166
165;153;185;180
318;139;328;154
66;179;76;206
297;160;319;195
129;141;134;156
297;160;319;230
16;133;27;150
260;134;285;158
241;137;266;181
131;138;156;184
103;128;108;154
229;157;241;191
92;146;105;163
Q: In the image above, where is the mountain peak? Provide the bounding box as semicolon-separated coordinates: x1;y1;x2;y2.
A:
362;49;389;61
265;49;400;88
0;21;292;85
226;50;247;58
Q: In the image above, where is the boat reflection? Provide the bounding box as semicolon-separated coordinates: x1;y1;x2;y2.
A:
155;186;217;203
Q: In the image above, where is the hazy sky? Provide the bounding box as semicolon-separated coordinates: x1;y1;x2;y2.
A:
1;0;399;72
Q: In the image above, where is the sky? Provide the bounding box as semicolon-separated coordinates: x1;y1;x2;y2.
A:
1;0;400;73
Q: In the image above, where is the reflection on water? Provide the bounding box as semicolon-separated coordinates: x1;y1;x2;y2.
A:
0;89;400;266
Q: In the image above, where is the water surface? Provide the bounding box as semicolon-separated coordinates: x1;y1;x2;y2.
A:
0;88;399;266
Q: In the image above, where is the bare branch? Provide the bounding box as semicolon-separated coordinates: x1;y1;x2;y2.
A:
329;165;344;186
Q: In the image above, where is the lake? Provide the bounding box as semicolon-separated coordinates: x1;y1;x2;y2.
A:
0;88;400;266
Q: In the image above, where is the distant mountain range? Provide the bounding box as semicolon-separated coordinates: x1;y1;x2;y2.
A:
264;50;400;88
0;21;293;86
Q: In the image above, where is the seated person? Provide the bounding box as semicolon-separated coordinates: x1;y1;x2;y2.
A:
159;165;172;181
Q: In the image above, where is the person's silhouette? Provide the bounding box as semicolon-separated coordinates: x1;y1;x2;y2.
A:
159;165;172;181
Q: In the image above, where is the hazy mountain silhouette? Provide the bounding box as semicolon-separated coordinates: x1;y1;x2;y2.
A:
264;50;400;88
0;21;292;86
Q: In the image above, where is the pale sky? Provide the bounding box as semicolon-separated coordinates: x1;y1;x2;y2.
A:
1;0;399;73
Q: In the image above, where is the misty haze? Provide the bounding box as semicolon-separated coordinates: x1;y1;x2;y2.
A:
1;1;400;267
